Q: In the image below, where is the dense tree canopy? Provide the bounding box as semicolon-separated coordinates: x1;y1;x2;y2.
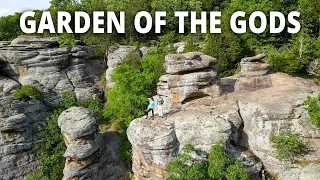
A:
1;0;319;77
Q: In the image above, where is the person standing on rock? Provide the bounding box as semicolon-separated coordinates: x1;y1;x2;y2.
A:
146;98;155;119
157;95;164;118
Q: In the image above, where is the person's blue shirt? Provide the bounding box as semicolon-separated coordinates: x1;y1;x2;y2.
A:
149;100;155;109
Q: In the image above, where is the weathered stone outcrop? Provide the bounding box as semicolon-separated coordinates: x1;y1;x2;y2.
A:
157;52;220;110
235;54;272;92
0;76;50;180
129;51;320;180
105;46;142;88
238;85;320;176
58;107;126;180
0;36;104;106
0;36;105;180
128;103;262;179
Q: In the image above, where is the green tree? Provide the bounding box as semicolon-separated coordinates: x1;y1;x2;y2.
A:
104;53;165;127
0;13;22;41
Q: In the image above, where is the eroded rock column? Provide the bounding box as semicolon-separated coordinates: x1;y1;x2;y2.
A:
58;107;126;180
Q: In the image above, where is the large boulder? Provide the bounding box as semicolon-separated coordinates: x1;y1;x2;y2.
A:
158;52;220;109
235;54;272;92
165;52;218;75
58;107;126;180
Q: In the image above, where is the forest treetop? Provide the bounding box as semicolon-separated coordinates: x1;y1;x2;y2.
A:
20;11;301;34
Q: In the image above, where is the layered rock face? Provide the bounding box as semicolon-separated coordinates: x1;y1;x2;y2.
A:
128;103;262;179
58;107;126;180
157;52;220;110
0;36;104;105
238;85;320;177
128;53;320;180
0;76;49;180
0;36;105;179
235;54;272;92
105;46;142;88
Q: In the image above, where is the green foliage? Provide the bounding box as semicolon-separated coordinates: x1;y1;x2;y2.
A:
27;91;105;179
204;29;245;77
13;85;43;101
270;131;307;163
104;53;165;127
225;161;250;180
61;91;77;108
168;142;249;180
122;53;142;69
57;33;76;48
304;94;320;128
184;34;199;52
208;140;233;179
27;107;65;180
0;13;23;41
167;145;208;180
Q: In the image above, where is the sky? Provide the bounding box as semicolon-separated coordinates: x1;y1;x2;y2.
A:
0;0;51;17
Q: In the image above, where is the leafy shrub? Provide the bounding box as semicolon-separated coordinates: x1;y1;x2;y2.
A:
304;94;320;128
167;142;249;180
184;34;199;52
58;33;76;48
208;140;249;180
122;52;142;69
270;131;307;163
13;85;43;101
266;46;310;75
61;91;77;108
27;107;66;180
208;140;233;179
167;145;208;180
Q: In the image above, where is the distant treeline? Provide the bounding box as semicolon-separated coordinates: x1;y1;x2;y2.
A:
0;0;319;78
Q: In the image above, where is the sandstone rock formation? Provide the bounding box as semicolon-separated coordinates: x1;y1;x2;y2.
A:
235;53;272;92
0;36;105;180
105;46;142;88
238;85;320;176
0;36;104;106
157;52;220;111
0;76;50;180
58;107;126;180
128;53;320;180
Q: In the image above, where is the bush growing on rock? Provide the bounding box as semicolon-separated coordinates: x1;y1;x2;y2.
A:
167;145;208;180
167;141;249;180
304;94;320;128
27;107;65;180
208;140;249;180
270;131;307;163
13;84;43;101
